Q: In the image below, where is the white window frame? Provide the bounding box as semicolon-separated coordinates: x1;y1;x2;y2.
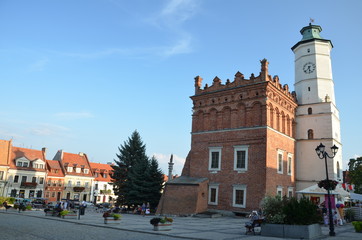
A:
84;169;89;174
277;186;283;197
75;167;81;173
277;150;284;174
287;153;293;176
232;184;247;208
67;167;73;172
288;187;293;198
234;145;248;172
67;180;72;187
208;184;219;205
76;181;81;186
208;147;222;171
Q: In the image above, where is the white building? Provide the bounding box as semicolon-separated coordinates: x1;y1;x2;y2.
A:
292;23;343;191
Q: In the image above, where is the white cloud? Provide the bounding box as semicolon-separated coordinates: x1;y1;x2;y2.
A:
28;57;49;72
54;111;94;120
29;123;70;136
152;153;185;176
159;0;199;25
161;35;192;57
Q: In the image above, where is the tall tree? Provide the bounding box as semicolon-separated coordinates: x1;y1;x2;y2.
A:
348;157;362;194
111;131;164;208
144;156;165;209
111;130;148;206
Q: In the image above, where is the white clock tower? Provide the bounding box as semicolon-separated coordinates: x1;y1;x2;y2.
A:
292;23;342;191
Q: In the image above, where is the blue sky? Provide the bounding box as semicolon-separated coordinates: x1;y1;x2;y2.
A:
0;0;361;175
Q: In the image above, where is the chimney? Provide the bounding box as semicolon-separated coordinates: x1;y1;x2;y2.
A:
42;147;47;159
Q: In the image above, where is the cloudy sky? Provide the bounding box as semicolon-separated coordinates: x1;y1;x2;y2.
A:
0;0;361;174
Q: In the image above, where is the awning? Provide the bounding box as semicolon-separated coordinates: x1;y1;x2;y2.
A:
350;193;362;201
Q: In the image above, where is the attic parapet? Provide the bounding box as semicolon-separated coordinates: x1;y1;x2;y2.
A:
193;59;296;98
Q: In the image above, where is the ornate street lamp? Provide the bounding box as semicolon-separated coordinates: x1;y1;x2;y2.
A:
315;143;339;237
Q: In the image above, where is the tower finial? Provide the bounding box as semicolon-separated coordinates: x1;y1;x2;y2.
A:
309;17;315;24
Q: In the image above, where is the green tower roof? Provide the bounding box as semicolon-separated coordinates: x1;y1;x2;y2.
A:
291;23;333;51
300;23;323;40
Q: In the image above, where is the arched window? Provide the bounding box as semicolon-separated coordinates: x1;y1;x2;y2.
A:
308;107;312;115
308;129;314;139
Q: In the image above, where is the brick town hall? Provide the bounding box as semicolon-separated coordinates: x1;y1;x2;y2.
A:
157;23;343;215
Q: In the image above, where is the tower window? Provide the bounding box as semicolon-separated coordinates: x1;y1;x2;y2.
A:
307;48;310;53
308;108;312;115
308;129;314;139
308;87;311;91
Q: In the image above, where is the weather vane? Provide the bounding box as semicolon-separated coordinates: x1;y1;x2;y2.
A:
309;17;315;24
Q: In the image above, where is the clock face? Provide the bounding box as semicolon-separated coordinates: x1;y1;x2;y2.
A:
303;62;316;74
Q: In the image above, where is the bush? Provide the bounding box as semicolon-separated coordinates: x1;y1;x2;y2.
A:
261;196;321;225
345;208;355;222
352;221;362;232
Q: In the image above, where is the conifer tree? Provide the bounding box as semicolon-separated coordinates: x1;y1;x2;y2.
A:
144;156;164;209
111;131;164;208
111;130;147;206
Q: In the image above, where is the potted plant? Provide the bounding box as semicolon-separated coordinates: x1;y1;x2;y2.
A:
103;211;121;224
60;210;69;217
260;196;322;239
150;217;173;231
352;221;362;233
318;179;338;190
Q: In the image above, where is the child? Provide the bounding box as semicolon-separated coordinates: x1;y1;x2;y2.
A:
323;213;328;227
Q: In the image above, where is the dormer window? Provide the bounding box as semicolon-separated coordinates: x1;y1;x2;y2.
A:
84;169;89;174
67;167;73;172
75;168;81;173
15;158;30;167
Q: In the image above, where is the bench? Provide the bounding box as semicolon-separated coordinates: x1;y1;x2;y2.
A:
245;218;264;235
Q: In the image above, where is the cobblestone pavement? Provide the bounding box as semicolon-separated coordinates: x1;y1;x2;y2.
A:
0;208;360;240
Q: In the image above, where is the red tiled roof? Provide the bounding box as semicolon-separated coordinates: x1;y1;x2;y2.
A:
90;162;114;182
9;146;46;172
46;160;65;177
60;152;93;177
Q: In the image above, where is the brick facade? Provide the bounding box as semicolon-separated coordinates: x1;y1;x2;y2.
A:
159;59;298;214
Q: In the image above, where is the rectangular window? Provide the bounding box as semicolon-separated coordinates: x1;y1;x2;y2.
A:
68;180;72;187
23;162;29;167
277;150;284;174
95;173;99;177
288;187;293;198
32;177;37;183
29;190;35;198
208;185;219;205
233;185;247;208
21;176;27;183
103;173;107;178
85;182;89;188
14;175;19;183
76;168;81;173
39;177;44;184
67;167;73;172
47;180;51;186
95;184;98;190
277;186;283;197
51;192;55;197
33;163;38;168
287;154;293;175
234;146;249;171
76;181;81;186
0;171;4;180
16;161;22;167
84;169;89;174
208;147;222;171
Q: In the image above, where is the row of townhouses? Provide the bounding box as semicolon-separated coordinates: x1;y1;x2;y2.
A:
0;139;116;204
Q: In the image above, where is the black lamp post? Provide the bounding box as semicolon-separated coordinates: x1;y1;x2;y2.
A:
315;143;339;237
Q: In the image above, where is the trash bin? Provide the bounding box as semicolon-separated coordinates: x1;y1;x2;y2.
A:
80;206;85;215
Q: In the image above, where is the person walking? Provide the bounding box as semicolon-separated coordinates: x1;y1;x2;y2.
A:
141;202;146;217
